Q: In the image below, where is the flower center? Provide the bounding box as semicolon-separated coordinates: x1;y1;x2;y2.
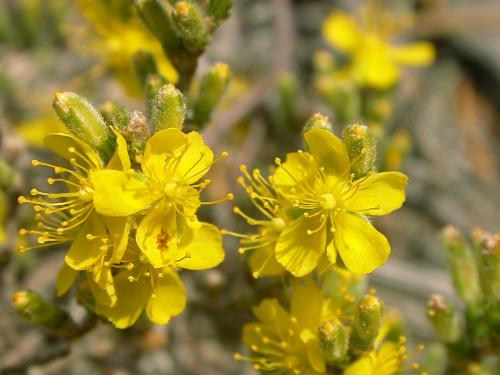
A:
156;228;171;251
319;193;336;210
271;217;286;232
79;186;94;202
163;182;178;198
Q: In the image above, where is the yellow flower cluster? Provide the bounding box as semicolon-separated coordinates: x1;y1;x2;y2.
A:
321;0;435;89
18;127;230;328
236;281;414;375
73;0;177;96
231;128;407;278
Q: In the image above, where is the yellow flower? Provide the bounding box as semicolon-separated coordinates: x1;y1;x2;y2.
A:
93;222;224;328
18;128;129;252
272;128;407;276
224;165;286;278
92;128;230;268
235;285;326;374
322;2;435;89
74;0;178;96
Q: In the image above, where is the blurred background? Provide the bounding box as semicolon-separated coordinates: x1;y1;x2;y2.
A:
0;0;499;374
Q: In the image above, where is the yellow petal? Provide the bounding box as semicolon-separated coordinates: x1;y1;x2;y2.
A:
44;133;101;169
307;339;327;373
135;201;177;268
142;128;186;181
273;152;318;195
145;267;186;324
350;44;400;88
176;222;224;270
91;170;157;216
276;215;326;277
304;128;350;179
326;240;337;264
322;11;360;53
248;245;283;278
343;355;373;375
106;128;131;170
95;270;150;329
55;263;78;297
90;267;117;307
390;42;435;66
291;285;323;331
175;131;214;184
104;216;130;262
374;342;401;374
65;212;106;270
343;172;408;216
252;299;291;335
334;213;390;274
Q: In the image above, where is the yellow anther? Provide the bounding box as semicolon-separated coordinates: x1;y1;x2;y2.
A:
31;160;40;166
126;263;134;270
128;276;135;282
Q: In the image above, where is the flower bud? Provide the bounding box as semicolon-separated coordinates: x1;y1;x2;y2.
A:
207;0;233;30
475;232;500;299
318;320;349;364
53;92;115;163
172;2;209;53
342;122;376;179
303;113;333;133
441;226;481;305
99;101;130;133
132;50;159;89
351;294;384;353
12;290;78;335
134;0;183;54
192;63;230;127
127;111;150;156
150;84;186;132
426;294;461;343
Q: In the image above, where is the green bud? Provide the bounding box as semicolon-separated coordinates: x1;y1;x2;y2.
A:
342;122;377;179
303;113;333;133
441;226;481;305
207;0;233;30
132;50;159;89
134;0;183;54
192;63;230;127
128;111;150;154
0;158;14;191
53;92;115;163
99;101;130;133
474;231;500;298
318;320;349;364
426;294;461;343
12;290;78;335
351;295;384;353
172;2;209;53
150;84;186;132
